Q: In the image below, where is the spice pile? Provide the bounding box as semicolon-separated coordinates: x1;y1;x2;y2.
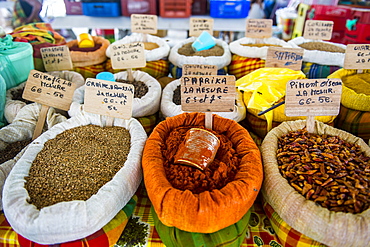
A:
116;79;148;98
10;88;33;104
172;85;181;105
0;139;32;164
341;73;370;95
163;126;239;194
115;216;149;247
25;125;131;209
298;42;345;53
143;42;159;50
178;42;224;57
277;128;370;214
241;43;281;47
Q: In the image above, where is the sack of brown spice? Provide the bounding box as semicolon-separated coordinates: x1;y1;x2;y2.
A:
160;79;246;122
261;120;370;247
2;112;147;244
168;37;231;79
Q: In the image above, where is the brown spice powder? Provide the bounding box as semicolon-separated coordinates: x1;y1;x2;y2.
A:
116;79;148;98
25;124;131;209
298;42;345;53
178;42;224;57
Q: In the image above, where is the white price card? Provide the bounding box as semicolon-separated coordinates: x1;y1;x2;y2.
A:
303;20;334;40
131;14;158;34
344;44;370;70
111;42;146;70
245;19;272;39
189;18;214;37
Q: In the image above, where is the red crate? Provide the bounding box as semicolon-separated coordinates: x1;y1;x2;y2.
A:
192;0;208;15
121;0;157;16
159;0;192;18
309;5;351;31
344;23;370;44
351;8;370;24
64;0;83;15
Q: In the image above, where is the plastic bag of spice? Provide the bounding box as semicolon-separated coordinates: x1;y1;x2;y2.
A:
105;33;170;79
2;112;147;244
261;120;370;247
160;78;246;122
288;37;346;79
4;70;84;123
142;112;263;233
168;37;231;79
228;37;292;79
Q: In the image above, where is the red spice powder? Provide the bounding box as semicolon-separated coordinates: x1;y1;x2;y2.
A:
162;125;240;194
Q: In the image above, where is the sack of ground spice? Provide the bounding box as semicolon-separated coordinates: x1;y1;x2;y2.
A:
168;37;231;79
4;70;84;123
105;33;170;79
287;37;345;79
142;112;263;233
228;37;291;79
2;112;147;244
160;79;246;122
66;36;110;79
261;120;370;247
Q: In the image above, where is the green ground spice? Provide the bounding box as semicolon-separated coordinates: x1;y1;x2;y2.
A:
115;216;149;247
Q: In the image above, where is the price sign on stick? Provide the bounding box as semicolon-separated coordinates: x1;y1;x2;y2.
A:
189;18;214;37
183;64;217;76
285;78;342;133
245;19;272;39
84;78;134;121
131;14;158;34
22;70;77;139
344;44;370;71
303;20;334;40
40;45;73;71
111;42;146;70
181;75;236;129
265;47;304;71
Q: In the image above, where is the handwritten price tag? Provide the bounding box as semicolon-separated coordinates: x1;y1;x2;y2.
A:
131;14;157;34
40;45;73;71
344;44;370;70
285;78;342;117
189;18;214;37
84;78;134;119
111;42;146;70
266;47;303;70
22;70;76;111
303;20;334;40
245;19;272;39
182;64;217;76
180;75;236;112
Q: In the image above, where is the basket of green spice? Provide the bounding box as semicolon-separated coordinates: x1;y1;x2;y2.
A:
2;112;147;244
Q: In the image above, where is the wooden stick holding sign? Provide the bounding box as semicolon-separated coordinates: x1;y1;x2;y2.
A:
285;78;342;133
22;70;77;139
245;19;272;44
343;44;370;74
131;14;158;43
180;75;236;130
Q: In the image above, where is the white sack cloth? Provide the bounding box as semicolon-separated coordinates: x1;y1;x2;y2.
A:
3;112;147;244
160;79;246;122
169;37;232;70
287;37;346;67
69;70;161;118
106;33;170;61
261;120;370;247
229;37;291;59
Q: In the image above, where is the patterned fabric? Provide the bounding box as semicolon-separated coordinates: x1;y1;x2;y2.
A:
262;198;327;247
11;0;42;29
301;62;341;79
135;113;158;135
240;111;282;139
228;54;266;80
169;63;228;79
334;104;370;144
73;62;107;80
0;197;137;247
105;59;170;79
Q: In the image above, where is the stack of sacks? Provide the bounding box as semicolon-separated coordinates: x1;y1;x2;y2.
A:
328;69;370;143
69;70;162;134
168;36;231;79
4;70;85;123
142;112;263;247
228;37;291;79
66;36;110;79
105;33;171;79
160;78;246;122
288;37;345;79
236;68;336;138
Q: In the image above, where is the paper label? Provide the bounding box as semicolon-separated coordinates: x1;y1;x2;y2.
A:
182;64;217;76
111;42;146;69
189;18;214;37
131;14;158;34
245;19;272;39
303;20;334;40
344;44;370;70
40;45;73;71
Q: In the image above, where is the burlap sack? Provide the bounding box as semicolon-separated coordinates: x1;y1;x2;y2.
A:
261;120;370;247
160;79;246;122
2;112;147;244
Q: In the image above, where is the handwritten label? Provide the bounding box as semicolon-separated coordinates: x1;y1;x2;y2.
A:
189;18;214;37
111;42;146;70
245;19;272;39
180;75;236;112
344;44;370;70
131;14;157;34
183;64;217;76
265;47;304;71
84;78;134;119
303;20;334;40
285;78;342;117
22;70;76;111
40;45;73;71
